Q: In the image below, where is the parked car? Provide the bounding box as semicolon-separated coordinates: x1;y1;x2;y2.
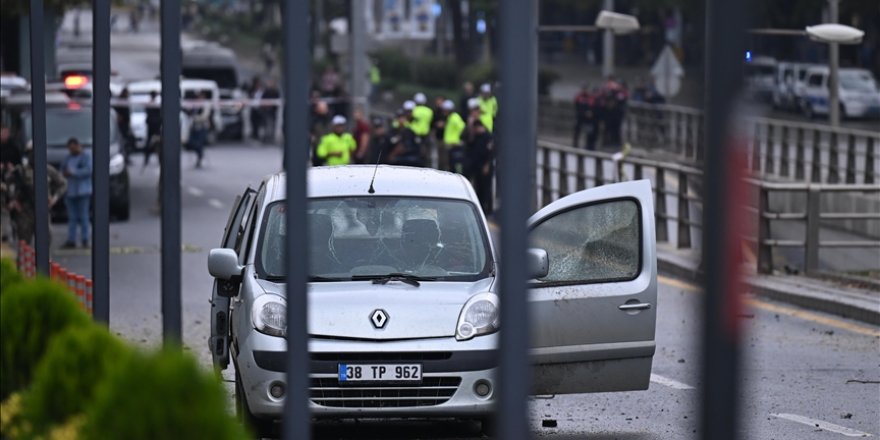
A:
744;56;778;103
772;62;812;111
182;42;246;140
801;66;880;119
208;166;658;437
0;74;28;98
2;90;130;220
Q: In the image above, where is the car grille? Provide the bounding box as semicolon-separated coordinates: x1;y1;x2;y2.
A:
310;377;461;408
311;352;452;362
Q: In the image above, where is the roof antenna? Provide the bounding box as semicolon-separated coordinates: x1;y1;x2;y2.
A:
368;150;382;194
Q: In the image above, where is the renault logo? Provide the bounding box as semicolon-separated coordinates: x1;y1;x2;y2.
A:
370;309;388;329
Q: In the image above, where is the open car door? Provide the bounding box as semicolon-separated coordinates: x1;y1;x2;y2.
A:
529;180;657;394
209;187;256;370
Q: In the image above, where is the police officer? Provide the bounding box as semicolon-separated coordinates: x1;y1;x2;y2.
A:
4;143;67;245
316;116;357;166
366;117;393;165
389;110;422;168
477;83;497;133
411;93;434;145
466;120;494;215
439;100;466;174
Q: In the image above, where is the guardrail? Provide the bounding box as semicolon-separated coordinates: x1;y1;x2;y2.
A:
622;102;879;186
534;139;880;275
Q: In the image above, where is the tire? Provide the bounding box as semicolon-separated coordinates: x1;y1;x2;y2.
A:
112;198;130;221
803;102;814;119
235;370;277;439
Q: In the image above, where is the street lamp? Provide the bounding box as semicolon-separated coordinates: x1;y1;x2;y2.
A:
804;22;864;127
594;9;640;78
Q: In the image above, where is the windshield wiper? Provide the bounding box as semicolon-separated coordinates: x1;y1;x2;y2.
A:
263;275;344;282
351;273;436;287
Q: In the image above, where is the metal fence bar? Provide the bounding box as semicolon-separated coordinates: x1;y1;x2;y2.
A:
91;0;111;323
29;0;49;275
795;127;805;180
811;129;822;183
805;187;821;274
677;172;691;249
282;0;312;438
828;131;840;183
866;138;876;185
160;0;182;344
845;134;856;184
497;0;536;437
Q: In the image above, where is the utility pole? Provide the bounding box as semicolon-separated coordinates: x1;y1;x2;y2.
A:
351;0;368;115
602;0;614;78
828;0;840;127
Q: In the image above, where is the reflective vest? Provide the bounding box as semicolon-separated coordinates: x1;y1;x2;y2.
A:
316;132;357;166
477;96;497;132
370;66;381;84
443;112;465;146
411;105;434;136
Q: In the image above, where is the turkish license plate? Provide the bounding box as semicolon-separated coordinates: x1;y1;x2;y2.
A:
338;364;423;383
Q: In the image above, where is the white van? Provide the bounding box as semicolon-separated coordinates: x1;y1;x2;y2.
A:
801;66;880;119
772;62;812;111
744;56;778;103
126;78;223;144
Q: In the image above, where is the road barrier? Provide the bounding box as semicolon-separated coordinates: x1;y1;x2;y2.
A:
16;240;94;315
534;140;880;275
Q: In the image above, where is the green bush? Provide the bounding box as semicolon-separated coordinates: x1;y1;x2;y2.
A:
0;279;90;399
0;258;24;293
80;348;248;440
372;48;413;82
461;62;497;87
412;56;460;89
21;325;133;435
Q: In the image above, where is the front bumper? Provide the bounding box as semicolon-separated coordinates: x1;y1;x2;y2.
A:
235;332;498;419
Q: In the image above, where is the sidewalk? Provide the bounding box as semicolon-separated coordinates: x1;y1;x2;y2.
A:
658;243;880;326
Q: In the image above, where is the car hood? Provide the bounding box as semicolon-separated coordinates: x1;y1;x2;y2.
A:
256;277;495;340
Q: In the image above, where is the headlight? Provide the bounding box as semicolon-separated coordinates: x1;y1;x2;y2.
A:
252;294;287;337
109;153;125;175
455;293;499;341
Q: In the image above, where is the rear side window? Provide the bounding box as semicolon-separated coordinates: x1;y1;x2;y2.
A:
807;74;823;87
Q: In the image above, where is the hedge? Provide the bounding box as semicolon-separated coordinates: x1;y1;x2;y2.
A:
0;278;91;399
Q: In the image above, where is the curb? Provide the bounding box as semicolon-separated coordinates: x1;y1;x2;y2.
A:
657;253;880;327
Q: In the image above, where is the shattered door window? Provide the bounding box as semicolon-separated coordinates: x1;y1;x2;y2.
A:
530;200;641;284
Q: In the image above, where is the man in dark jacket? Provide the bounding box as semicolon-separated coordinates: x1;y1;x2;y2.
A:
466;120;494;215
573;84;598;150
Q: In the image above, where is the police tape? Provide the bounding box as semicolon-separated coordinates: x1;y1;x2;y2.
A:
106;95;365;110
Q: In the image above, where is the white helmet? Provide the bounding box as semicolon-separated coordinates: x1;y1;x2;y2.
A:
480;83;492;93
403;100;416;111
467;97;480;109
442;99;455;110
414;93;427;105
331;115;347;125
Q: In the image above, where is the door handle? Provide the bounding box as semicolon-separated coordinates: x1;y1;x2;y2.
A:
618;302;652;311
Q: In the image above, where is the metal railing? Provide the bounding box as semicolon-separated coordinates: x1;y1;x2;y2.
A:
533;139;880;275
750;181;880;274
621;102;879;186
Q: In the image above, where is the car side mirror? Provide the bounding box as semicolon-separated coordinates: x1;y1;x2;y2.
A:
208;248;243;281
527;248;549;279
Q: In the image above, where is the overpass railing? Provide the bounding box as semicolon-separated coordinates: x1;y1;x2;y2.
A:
534;139;880;275
621;102;879;186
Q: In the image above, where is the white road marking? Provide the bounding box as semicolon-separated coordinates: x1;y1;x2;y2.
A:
187;186;204;197
650;374;695;390
772;413;872;437
208;198;224;209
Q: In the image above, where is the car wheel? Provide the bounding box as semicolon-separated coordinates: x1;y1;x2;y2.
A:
112;198;130;221
235;370;277;439
803;102;814;119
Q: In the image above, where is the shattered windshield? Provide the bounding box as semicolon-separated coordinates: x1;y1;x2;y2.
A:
257;197;492;281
